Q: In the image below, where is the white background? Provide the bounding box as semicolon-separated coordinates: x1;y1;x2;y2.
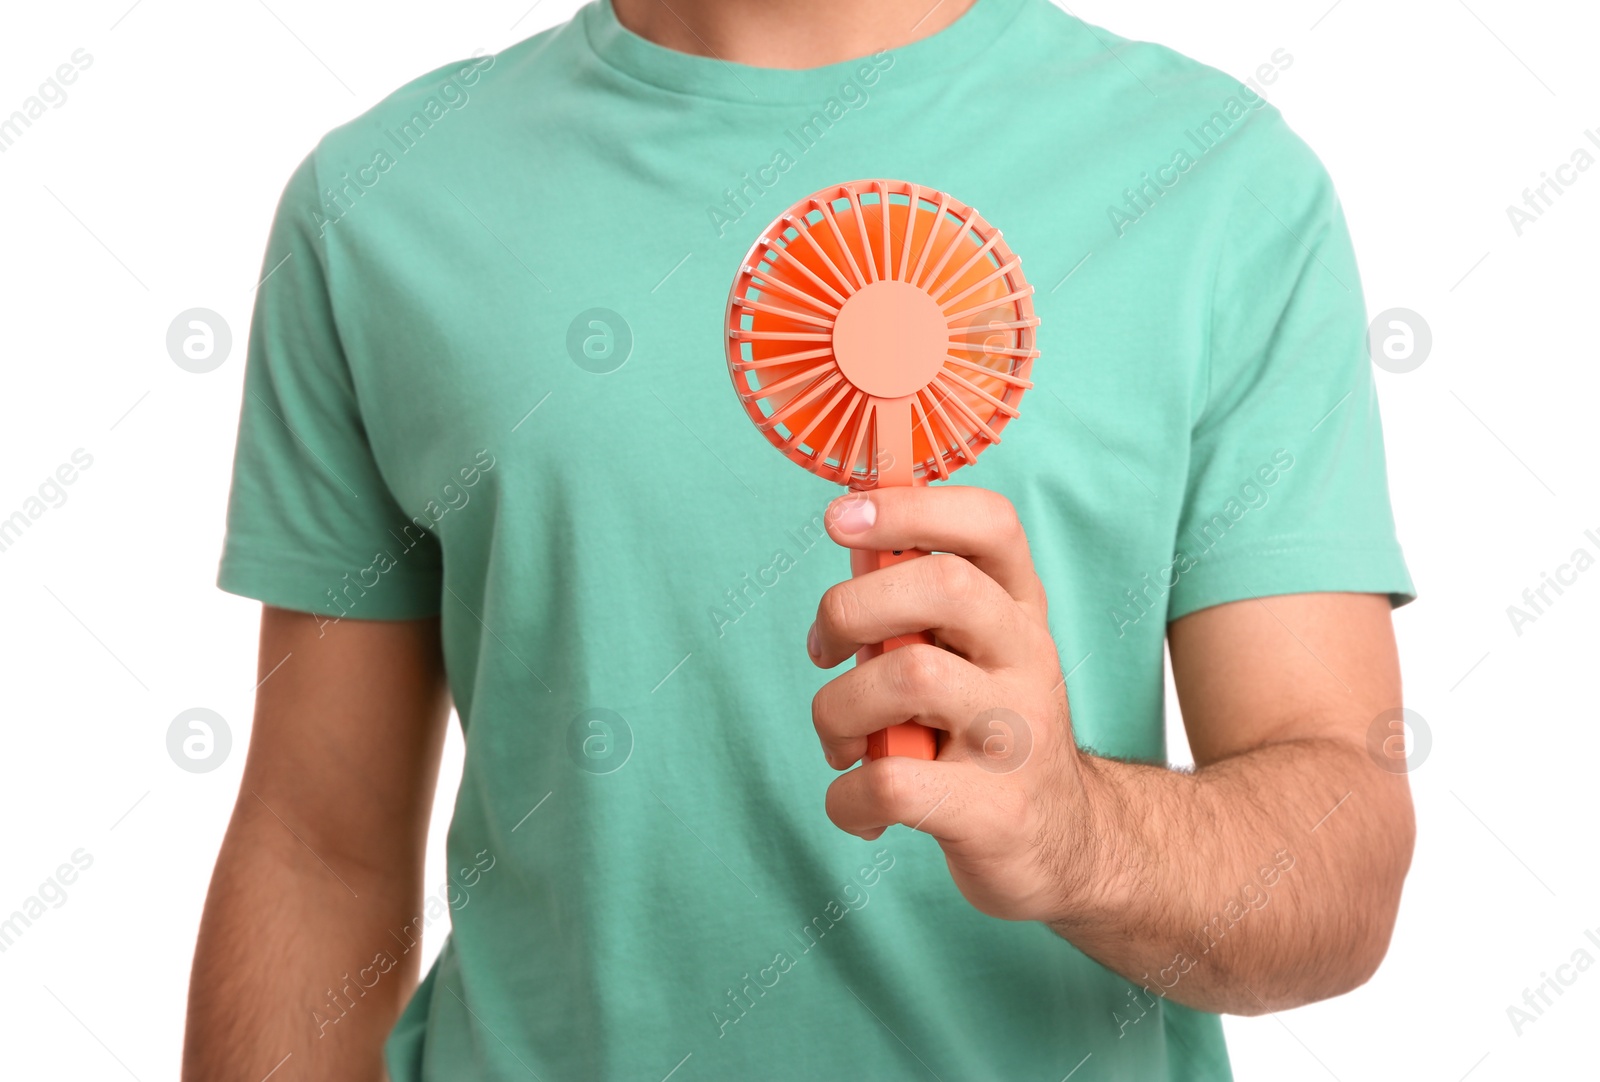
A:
1;1;1596;1079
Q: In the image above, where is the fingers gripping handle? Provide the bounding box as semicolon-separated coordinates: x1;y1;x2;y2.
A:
859;547;939;761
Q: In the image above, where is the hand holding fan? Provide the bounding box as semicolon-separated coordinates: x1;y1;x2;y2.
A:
724;180;1040;760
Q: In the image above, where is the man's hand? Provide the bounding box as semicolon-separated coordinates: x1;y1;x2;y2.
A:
808;486;1414;1016
807;486;1097;923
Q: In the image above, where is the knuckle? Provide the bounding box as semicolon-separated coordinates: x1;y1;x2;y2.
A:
995;783;1033;834
998;502;1024;544
988;493;1023;540
864;759;908;814
926;552;982;603
810;684;833;734
888;644;947;704
817;582;861;636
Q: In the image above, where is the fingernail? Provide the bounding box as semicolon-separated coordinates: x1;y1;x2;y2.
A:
832;496;876;533
807;622;820;659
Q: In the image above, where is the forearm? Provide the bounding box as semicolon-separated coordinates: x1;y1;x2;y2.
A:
1048;736;1413;1016
183;799;426;1080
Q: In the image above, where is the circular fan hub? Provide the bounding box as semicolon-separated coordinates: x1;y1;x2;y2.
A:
830;280;948;400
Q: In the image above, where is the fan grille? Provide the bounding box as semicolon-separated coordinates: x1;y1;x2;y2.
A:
725;180;1040;487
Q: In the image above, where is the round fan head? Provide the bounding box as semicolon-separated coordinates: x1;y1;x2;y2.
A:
725;179;1040;489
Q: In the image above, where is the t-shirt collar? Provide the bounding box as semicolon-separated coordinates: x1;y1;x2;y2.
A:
582;0;1030;105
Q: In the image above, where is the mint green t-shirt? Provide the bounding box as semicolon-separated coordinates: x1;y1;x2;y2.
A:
219;1;1413;1077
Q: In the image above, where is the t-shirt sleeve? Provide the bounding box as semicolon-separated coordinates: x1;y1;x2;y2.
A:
1166;119;1414;622
217;149;443;619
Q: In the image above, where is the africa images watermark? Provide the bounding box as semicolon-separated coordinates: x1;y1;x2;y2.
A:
708;51;895;240
0;448;95;556
1113;848;1297;1038
1504;127;1600;237
313;50;495;238
708;503;832;638
708;484;884;639
710;847;896;1038
0;48;93;154
0;850;95;954
1107;49;1293;238
315;449;497;636
1108;448;1296;637
1504;922;1600;1037
1504;526;1600;637
312;847;497;1038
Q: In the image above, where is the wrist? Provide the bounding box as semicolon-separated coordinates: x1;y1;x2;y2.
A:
1040;751;1134;932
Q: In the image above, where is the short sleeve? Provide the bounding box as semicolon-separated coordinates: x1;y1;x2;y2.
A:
1167;122;1414;622
217;150;442;619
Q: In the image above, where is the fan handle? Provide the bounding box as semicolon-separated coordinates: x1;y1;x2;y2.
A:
858;395;939;762
857;546;940;761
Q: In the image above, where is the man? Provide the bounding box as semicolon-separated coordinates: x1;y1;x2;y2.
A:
184;0;1416;1078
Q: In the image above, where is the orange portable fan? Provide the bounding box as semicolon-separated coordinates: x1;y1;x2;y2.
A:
724;179;1040;761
